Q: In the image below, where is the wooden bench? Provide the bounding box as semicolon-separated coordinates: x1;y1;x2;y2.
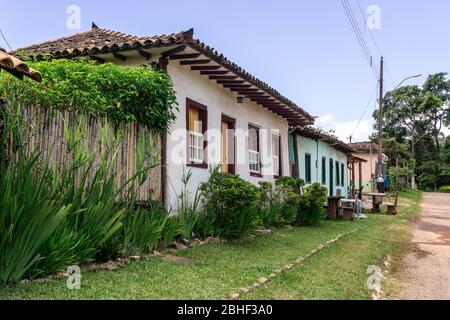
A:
384;192;399;215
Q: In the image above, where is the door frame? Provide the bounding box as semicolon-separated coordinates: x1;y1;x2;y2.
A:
221;114;236;174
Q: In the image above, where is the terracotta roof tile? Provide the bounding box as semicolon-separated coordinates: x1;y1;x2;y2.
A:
0;48;41;82
293;126;355;154
349;141;379;153
14;27;313;124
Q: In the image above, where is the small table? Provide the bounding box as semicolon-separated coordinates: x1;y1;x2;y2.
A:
327;196;342;220
362;192;387;212
341;199;356;221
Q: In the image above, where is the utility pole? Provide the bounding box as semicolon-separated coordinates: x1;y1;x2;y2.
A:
377;57;384;192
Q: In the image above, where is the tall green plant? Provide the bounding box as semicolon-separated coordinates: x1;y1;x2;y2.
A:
0;154;71;283
122;204;166;255
177;170;201;239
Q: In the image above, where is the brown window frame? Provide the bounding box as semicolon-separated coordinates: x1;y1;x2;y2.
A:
248;124;262;178
186;98;208;169
272;132;283;179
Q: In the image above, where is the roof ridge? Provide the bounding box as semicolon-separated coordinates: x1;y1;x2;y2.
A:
13;29;95;53
95;28;140;41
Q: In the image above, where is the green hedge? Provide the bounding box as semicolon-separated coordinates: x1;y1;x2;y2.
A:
439;186;450;193
0;59;178;131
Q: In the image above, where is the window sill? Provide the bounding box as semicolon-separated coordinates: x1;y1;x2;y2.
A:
187;163;208;169
250;172;263;178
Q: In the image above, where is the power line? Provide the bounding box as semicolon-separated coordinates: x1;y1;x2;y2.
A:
350;82;379;139
340;0;379;79
383;60;397;89
0;29;13;52
355;0;383;56
355;0;396;89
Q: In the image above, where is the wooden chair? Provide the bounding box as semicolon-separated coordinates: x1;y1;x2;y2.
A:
384;192;399;215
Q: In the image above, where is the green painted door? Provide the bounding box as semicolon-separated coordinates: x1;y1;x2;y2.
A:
329;159;334;196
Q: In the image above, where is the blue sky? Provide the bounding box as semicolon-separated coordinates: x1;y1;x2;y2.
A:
1;0;449;141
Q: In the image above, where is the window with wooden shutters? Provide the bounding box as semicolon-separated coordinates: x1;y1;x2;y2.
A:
248;125;260;174
186;99;207;167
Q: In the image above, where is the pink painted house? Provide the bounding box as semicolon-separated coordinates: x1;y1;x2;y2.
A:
349;141;388;192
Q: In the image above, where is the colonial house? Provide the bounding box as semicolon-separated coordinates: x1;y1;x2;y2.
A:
290;127;354;197
15;26;312;208
14;25;353;208
349;141;388;192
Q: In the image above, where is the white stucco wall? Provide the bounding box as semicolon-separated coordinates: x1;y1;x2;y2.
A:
165;61;291;210
100;53;291;209
295;135;349;197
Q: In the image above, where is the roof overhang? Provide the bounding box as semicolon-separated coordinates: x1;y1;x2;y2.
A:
292;126;355;154
14;27;313;126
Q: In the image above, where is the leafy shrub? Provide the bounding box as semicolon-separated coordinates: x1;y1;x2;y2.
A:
256;180;301;228
0;59;178;130
275;177;305;194
298;183;328;226
439;186;450;193
274;178;302;225
199;166;259;239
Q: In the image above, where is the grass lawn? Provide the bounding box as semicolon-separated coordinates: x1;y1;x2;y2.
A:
0;190;421;300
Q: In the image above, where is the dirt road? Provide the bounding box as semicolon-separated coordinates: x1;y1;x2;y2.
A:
400;193;450;300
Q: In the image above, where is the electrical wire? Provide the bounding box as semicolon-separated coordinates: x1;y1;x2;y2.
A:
355;0;396;89
350;82;379;139
340;0;379;79
0;29;13;52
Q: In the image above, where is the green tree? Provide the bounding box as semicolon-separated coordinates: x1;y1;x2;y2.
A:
375;73;450;190
378;85;428;188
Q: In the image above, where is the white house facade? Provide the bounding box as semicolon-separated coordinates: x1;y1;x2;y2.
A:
165;61;292;209
17;26;316;209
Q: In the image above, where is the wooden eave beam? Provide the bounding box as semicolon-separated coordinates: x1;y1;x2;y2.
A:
138;50;152;60
223;84;252;89
169;53;201;60
161;45;187;58
180;59;211;65
191;65;221;71
216;80;245;85
230;88;260;92
89;56;106;63
209;75;238;80
201;70;229;75
113;52;127;61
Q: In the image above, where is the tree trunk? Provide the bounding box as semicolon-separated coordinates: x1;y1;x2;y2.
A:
411;140;417;189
